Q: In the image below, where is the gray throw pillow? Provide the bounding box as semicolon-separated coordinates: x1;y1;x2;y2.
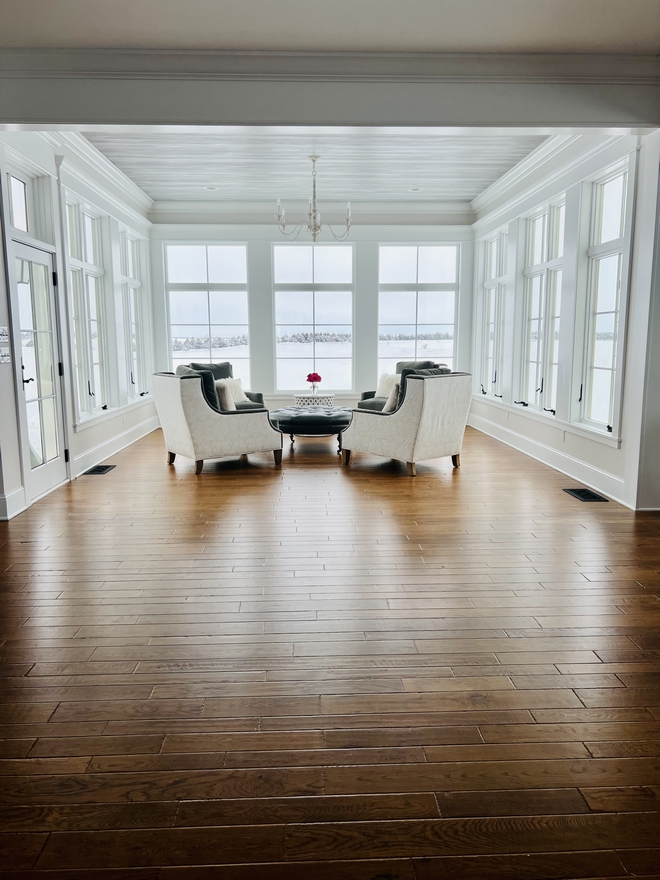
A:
175;365;220;410
190;362;233;380
396;360;437;372
398;367;452;408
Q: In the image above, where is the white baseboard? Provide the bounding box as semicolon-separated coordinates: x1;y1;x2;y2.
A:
468;413;630;508
0;487;27;521
71;415;160;478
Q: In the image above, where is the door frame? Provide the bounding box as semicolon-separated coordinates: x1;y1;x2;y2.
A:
8;240;71;503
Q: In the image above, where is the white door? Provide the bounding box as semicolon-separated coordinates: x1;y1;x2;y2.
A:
14;243;68;502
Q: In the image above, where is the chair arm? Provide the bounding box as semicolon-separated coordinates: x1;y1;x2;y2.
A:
246;391;264;405
360;390;376;401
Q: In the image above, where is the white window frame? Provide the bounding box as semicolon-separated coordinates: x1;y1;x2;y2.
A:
518;201;565;415
66;201;110;419
165;243;251;385
575;162;634;436
478;232;507;399
378;244;459;376
120;231;148;401
273;244;355;392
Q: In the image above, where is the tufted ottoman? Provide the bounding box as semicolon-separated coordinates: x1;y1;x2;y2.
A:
269;406;354;453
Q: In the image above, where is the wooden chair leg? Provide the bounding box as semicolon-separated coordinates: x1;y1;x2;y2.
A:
167;452;176;465
452;454;461;468
407;461;417;477
273;449;282;465
341;449;351;465
195;460;204;474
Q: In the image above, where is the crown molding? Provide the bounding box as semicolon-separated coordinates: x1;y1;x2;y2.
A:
39;131;152;212
2;49;660;84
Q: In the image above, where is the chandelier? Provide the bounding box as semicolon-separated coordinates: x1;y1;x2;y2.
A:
276;155;351;242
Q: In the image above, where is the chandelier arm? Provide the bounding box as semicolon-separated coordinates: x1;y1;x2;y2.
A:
328;224;352;242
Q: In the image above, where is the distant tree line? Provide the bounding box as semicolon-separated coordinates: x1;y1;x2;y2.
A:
172;334;248;351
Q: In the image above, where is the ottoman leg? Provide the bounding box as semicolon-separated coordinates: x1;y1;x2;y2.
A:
290;434;295;444
337;433;342;454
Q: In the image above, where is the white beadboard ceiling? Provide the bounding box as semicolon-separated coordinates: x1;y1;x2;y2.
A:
83;128;548;203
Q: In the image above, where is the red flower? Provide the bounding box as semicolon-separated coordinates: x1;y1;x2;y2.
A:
306;372;322;383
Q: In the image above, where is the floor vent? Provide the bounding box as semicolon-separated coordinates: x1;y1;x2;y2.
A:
84;465;116;475
563;487;609;502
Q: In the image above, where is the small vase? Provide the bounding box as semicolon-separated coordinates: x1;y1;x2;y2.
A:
310;383;317;395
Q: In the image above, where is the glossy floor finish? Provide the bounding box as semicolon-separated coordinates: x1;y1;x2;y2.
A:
1;427;660;879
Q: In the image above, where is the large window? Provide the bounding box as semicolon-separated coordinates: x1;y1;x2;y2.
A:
581;169;628;430
378;245;457;375
519;203;564;414
480;233;507;398
274;245;353;390
7;173;30;232
66;202;108;417
167;245;250;386
121;231;148;400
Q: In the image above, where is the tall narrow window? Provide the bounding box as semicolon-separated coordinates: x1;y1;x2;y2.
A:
167;245;250;386
121;232;147;400
8;174;29;232
581;169;628;430
274;245;353;390
66;202;108;418
378;245;457;375
480;233;506;397
519;202;564;414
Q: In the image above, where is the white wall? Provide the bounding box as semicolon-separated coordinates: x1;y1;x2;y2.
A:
469;132;660;509
0;131;158;518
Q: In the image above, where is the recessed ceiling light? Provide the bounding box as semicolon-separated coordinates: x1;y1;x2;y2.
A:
204;186;220;191
408;187;423;193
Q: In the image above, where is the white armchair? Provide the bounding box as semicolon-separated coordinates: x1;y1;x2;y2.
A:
152;372;282;473
341;372;472;476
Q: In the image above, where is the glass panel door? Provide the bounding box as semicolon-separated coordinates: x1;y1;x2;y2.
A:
14;244;67;502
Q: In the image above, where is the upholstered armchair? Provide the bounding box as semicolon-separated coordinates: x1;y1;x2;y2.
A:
153;372;282;474
342;372;472;476
358;360;450;411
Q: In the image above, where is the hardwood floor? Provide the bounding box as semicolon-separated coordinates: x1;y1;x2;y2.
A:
1;426;659;878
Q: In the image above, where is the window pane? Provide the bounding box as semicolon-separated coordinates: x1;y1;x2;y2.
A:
313;246;352;283
314;328;352;357
594;254;620;313
594;313;616;368
84;215;98;265
485;240;497;280
208;246;247;283
315;290;352;324
589;369;612;423
167;246;207;283
378;358;400;376
276;359;314;390
274;246;313;283
379;247;417;283
16;260;33;330
315;359;352;390
378;329;416;360
210;327;249;363
552;204;565;259
10;176;28;231
275;290;313;324
379;291;416;323
26;400;43;468
276;327;314;358
418;246;457;283
230;359;250;387
417;290;455;324
210;291;248;324
599;174;626;244
171;328;210;361
416;326;454;359
529;215;545;265
67;205;80;260
36;332;54;398
170;291;209;324
41;396;58;463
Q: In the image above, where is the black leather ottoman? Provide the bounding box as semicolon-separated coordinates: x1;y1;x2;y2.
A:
269;406;353;453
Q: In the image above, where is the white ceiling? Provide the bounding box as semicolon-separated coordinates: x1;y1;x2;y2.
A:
84;128;548;204
1;0;659;52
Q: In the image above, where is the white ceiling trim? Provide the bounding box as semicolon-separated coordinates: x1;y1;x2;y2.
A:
2;50;660;84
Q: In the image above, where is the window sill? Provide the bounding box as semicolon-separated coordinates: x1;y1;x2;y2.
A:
471;395;621;448
74;395;153;432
